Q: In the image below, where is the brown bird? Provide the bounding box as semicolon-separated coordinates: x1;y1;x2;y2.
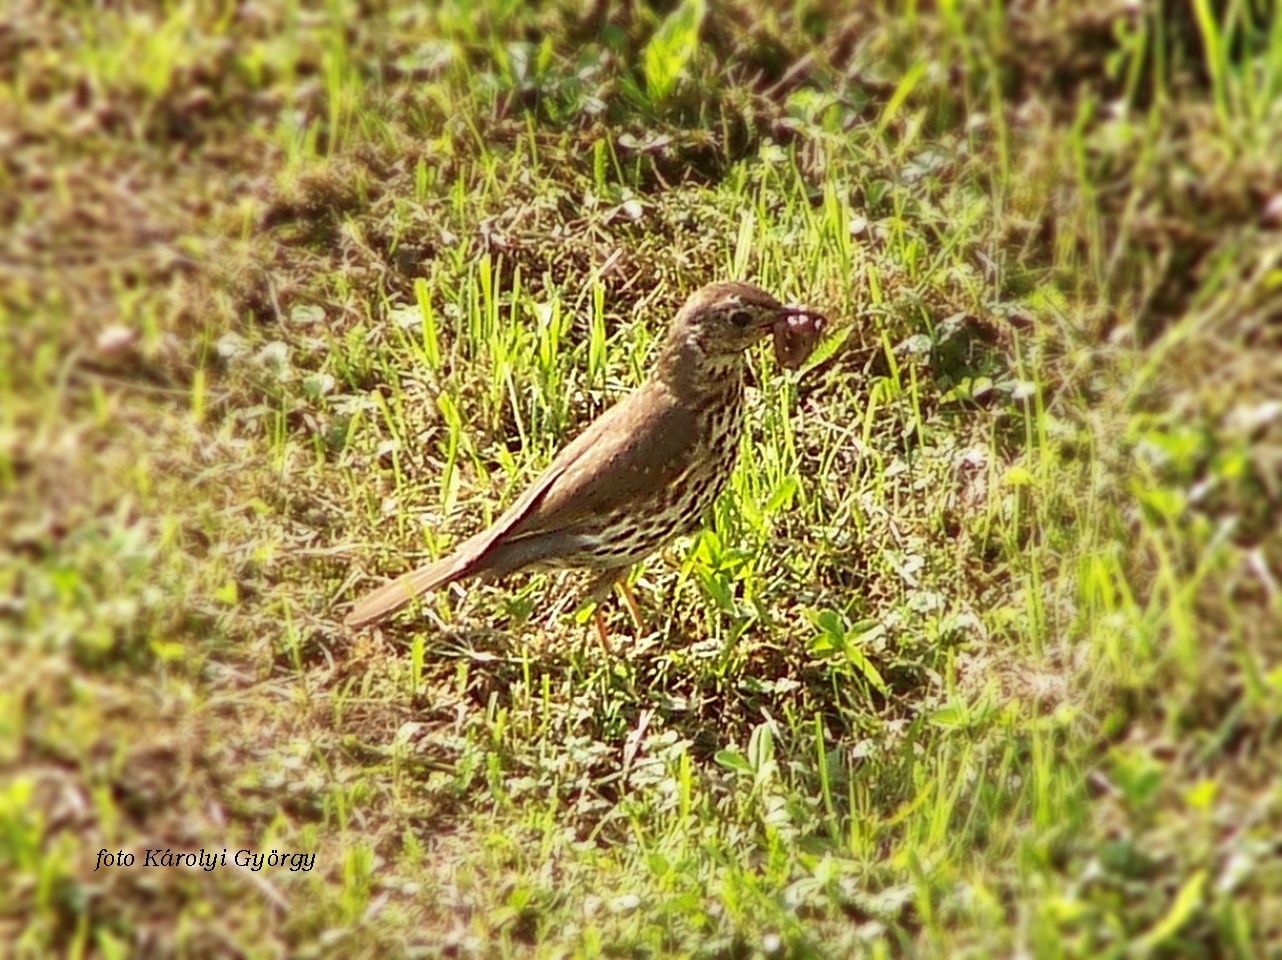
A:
344;281;826;633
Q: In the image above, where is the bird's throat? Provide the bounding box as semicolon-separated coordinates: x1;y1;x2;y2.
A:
654;336;749;407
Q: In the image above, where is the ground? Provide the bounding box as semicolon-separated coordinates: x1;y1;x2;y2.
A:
2;0;1281;957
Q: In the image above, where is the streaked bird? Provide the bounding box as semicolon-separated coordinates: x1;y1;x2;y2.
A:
344;281;826;635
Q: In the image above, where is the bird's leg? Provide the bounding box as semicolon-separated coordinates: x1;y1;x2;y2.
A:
614;578;644;630
578;567;637;651
593;607;611;653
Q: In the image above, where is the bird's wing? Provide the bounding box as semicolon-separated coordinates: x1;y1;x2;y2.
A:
343;382;699;628
468;380;700;550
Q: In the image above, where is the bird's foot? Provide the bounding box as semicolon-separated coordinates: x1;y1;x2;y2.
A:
576;568;646;651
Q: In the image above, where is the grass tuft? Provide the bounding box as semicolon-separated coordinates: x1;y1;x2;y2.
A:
3;0;1280;956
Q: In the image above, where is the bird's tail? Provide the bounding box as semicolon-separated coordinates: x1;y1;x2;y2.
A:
343;552;473;629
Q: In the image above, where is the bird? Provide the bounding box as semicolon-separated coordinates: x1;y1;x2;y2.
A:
343;280;826;635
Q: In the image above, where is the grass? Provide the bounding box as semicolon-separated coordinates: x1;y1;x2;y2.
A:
3;0;1281;956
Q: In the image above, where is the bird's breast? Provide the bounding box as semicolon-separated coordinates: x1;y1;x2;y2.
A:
666;376;745;532
543;369;748;572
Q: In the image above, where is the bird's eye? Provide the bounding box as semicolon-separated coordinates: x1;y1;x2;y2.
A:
729;309;754;328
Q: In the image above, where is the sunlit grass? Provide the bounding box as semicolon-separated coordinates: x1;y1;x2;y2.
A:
3;0;1280;956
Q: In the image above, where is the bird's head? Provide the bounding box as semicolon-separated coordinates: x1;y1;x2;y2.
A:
663;281;826;363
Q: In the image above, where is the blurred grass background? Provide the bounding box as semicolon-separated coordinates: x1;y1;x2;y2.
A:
2;0;1280;956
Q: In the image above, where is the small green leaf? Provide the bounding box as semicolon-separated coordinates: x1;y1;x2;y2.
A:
641;0;706;102
1003;466;1035;487
714;749;753;775
763;476;799;515
843;644;888;696
1184;779;1217;811
1131;870;1207;956
929;703;967;728
747;722;775;773
150;640;186;661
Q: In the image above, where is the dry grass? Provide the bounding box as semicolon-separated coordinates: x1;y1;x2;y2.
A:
3;0;1280;956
